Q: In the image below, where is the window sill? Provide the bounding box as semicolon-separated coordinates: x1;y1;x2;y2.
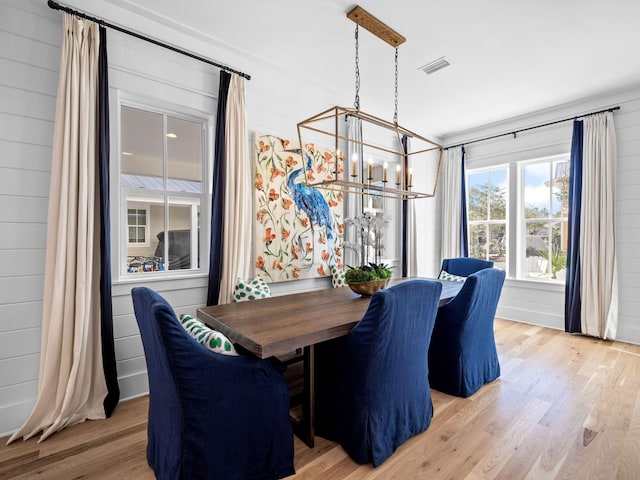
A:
504;277;565;292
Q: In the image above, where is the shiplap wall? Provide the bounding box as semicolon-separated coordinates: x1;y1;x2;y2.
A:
442;86;640;342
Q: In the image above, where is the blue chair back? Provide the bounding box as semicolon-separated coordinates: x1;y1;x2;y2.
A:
131;287;295;480
315;279;442;466
428;268;506;397
441;257;494;277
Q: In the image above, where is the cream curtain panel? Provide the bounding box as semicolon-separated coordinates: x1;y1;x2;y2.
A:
218;75;251;304
440;146;464;260
404;138;418;276
9;14;107;443
580;112;618;339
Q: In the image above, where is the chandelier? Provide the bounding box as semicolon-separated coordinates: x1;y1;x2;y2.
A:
296;5;443;200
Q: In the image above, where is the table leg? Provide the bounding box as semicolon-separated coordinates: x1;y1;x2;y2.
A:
292;344;315;448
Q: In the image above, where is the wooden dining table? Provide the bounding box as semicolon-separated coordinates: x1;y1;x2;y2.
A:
197;277;463;448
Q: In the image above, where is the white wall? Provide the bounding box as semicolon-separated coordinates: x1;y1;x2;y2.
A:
442;86;640;343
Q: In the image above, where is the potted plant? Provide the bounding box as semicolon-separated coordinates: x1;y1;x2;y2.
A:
345;262;393;296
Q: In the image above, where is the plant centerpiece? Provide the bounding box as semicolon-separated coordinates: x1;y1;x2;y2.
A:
344;212;393;296
345;262;393;296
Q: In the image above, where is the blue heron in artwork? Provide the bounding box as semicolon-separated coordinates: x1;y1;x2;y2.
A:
286;149;335;259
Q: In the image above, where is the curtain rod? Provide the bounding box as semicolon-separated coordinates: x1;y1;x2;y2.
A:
445;105;620;150
47;0;251;80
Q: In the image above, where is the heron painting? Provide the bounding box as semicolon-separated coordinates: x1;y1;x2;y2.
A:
254;133;345;282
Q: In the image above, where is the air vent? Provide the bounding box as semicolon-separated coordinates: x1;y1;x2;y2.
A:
419;56;450;75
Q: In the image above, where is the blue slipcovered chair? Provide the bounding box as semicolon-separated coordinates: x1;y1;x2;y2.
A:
440;257;494;278
314;279;443;467
131;287;295;480
428;268;506;397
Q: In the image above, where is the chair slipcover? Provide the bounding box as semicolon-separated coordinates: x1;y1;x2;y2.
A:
131;287;295;480
428;268;506;397
314;280;442;467
440;257;494;277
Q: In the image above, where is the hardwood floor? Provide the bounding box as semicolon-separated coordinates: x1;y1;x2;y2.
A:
2;318;640;479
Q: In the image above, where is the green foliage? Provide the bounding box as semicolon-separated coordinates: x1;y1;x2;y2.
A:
345;262;392;283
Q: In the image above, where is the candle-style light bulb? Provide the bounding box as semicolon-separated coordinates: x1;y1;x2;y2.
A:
367;158;373;180
351;153;358;177
383;162;388;183
408;167;413;188
395;164;401;185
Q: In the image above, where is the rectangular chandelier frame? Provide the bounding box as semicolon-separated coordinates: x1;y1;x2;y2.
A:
297;106;443;200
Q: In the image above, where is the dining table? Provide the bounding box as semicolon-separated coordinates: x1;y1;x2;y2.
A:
197;277;463;448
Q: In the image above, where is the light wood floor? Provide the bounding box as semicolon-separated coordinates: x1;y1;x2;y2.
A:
3;318;640;479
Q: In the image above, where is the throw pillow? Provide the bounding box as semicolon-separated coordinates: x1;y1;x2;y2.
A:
438;270;467;282
330;265;346;288
233;275;271;302
178;314;238;356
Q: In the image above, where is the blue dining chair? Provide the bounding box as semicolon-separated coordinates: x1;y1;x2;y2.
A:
314;279;443;467
428;268;506;397
440;257;494;278
131;287;295;480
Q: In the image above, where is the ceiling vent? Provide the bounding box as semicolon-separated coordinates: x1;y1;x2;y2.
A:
419;56;450;75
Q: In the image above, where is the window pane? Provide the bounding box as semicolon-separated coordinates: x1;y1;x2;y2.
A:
127;196;164;273
525;220;550;278
469;224;487;260
524;162;550;219
551;159;569;217
468;172;488;221
489;169;507;220
167;116;202;192
120;106;164;189
165;198;200;270
488;224;506;269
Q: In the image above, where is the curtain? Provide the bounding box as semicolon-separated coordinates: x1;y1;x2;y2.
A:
580;112;618;339
440;146;466;259
9;14;107;443
459;147;469;257
564;120;583;333
401;136;417;277
206;71;231;306
218;74;251;304
98;26;119;416
345;116;363;268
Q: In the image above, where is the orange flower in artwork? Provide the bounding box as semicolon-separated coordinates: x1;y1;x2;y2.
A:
318;234;326;245
292;265;301;278
305;242;313;253
264;227;276;243
292;246;301;259
338;223;344;234
317;265;326;276
301;217;309;228
268;188;280;201
328;199;338;207
273;260;284;270
337;192;344;201
283;139;290;149
305;143;315;153
336;261;344;270
306;171;316;182
335;247;342;257
281;228;290;239
256;210;267;223
255;173;263;190
285;156;296;168
271;168;286;181
256;256;265;269
259;140;271;153
282;198;293;210
322;250;330;261
324;151;333;162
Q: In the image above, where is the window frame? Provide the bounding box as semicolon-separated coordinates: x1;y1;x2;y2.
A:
115;96;211;282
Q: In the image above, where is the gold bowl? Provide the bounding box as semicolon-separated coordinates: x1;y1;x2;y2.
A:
346;279;390;296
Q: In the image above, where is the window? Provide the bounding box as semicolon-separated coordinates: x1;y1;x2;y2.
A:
521;157;569;280
127;207;148;245
466;154;569;282
467;167;508;270
120;104;206;276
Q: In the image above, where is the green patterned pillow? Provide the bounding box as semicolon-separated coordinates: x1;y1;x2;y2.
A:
233;275;271;302
330;265;346;288
438;270;467;282
178;314;238;356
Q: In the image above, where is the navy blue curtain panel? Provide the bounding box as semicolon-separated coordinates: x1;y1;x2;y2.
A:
460;146;469;257
207;71;231;306
98;26;119;416
401;136;408;277
565;120;584;333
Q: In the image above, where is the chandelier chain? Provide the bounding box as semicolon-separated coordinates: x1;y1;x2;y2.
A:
354;24;360;110
394;47;399;124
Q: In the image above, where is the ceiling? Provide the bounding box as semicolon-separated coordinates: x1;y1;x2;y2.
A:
80;0;640;138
